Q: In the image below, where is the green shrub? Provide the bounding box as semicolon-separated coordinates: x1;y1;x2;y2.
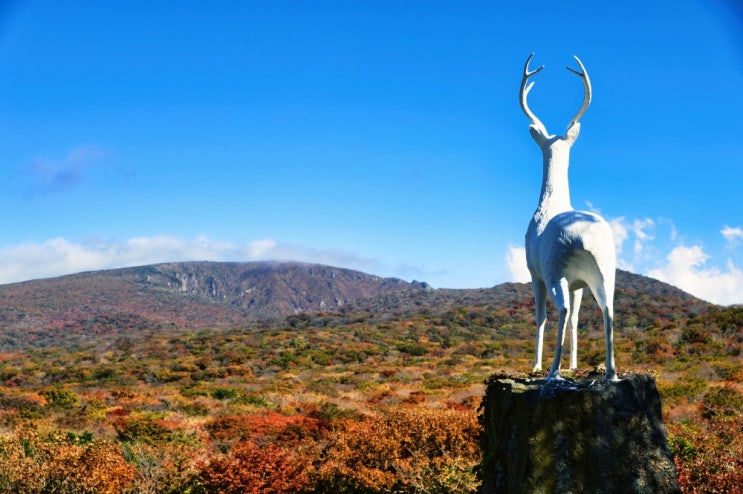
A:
41;387;81;409
701;385;743;419
659;375;708;403
211;387;238;400
114;413;183;445
668;432;697;462
396;343;427;356
712;361;742;382
235;393;272;408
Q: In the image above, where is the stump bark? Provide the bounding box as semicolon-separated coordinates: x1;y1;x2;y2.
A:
479;373;680;494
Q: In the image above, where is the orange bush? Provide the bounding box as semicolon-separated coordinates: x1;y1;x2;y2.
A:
198;438;312;493
121;440;207;494
315;407;480;493
0;430;135;493
204;410;326;447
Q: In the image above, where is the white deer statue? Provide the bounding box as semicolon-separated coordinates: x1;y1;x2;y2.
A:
521;53;618;382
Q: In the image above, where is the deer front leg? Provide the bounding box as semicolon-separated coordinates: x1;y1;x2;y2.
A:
568;288;583;370
547;280;570;380
532;279;547;372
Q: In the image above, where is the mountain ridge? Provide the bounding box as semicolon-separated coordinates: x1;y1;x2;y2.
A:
0;260;713;350
0;261;431;349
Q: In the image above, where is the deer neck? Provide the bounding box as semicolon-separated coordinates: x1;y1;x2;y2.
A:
533;145;573;230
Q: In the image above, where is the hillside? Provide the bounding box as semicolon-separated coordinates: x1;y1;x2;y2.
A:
344;269;712;324
0;261;430;349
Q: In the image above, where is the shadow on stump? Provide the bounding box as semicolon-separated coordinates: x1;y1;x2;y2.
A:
479;373;680;494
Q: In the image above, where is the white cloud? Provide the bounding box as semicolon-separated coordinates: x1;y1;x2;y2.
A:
631;218;655;254
0;235;385;286
607;216;659;272
722;226;743;245
608;217;629;254
0;238;108;283
648;245;743;305
505;245;531;283
247;239;278;258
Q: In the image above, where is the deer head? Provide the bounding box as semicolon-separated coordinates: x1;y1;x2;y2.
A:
520;53;592;150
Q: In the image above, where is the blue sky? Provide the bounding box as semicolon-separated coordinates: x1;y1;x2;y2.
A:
0;1;741;305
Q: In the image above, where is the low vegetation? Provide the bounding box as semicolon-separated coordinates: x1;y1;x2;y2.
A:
0;284;740;492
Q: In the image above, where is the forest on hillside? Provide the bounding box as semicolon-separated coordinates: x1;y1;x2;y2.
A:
0;286;741;492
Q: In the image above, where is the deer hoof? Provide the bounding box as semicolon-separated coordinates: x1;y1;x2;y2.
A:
546;371;563;381
605;373;620;383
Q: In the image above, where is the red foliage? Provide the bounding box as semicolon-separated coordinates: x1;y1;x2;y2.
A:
315;407;480;493
204;410;327;445
198;438;312;493
669;405;743;494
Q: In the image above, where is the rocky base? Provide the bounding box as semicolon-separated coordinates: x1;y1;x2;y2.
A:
479;373;680;494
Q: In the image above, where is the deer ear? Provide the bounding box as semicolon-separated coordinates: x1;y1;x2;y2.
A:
565;122;581;143
529;124;547;144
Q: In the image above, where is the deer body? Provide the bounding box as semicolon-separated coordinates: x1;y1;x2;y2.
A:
520;54;618;382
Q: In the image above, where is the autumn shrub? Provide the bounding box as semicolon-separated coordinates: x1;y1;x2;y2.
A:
113;412;195;446
659;375;708;403
0;430;135;493
0;364;19;382
178;397;211;416
198;438;312;493
669;413;743;494
637;335;675;362
0;388;46;418
315;407;480;493
122;440;206;494
423;375;454;390
681;324;710;345
712;361;743;382
41;387;81;409
233;392;272;408
308;401;357;421
203;410;328;451
700;385;743;419
396;342;427;357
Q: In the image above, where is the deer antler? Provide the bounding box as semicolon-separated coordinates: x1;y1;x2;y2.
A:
520;53;546;133
566;55;592;129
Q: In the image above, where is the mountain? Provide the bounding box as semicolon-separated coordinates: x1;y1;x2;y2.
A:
0;261;431;349
0;261;713;350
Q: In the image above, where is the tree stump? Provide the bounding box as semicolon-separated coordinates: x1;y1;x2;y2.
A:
479;373;680;493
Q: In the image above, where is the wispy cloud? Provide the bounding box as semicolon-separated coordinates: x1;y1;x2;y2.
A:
0;235;386;285
608;216;656;266
22;145;107;193
607;216;678;273
722;225;743;246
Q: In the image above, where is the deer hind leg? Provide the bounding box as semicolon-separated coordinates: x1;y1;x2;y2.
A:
602;303;618;381
568;288;582;370
547;279;570;380
592;283;619;382
532;279;547;372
